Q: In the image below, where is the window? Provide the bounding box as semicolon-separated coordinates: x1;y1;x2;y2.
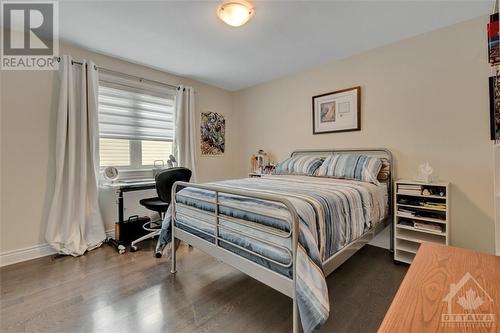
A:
141;140;173;166
98;73;176;169
99;138;130;166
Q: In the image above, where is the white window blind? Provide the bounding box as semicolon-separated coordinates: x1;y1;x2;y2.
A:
98;76;175;142
98;73;176;169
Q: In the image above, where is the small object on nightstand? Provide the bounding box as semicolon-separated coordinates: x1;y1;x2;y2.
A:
249;164;275;178
394;179;450;265
250;150;270;174
417;162;437;183
262;164;275;174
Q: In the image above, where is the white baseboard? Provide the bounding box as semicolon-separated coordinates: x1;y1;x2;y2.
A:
105;229;114;239
0;243;57;267
0;229;115;267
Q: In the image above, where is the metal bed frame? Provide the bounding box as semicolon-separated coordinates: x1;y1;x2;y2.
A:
170;148;394;333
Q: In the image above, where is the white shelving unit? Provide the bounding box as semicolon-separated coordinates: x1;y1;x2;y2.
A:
394;179;450;264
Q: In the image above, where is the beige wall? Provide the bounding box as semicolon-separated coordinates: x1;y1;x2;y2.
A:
1;16;497;255
0;41;239;253
233;17;496;254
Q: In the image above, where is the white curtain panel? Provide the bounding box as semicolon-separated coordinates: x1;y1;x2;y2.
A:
45;55;106;256
173;86;198;182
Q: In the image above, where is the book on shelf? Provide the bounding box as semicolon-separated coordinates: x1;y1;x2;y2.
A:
397;219;444;233
398;220;414;227
397;184;423;195
397;189;422;195
421;202;446;209
397;210;446;222
414;222;444;233
398;184;423;190
397;209;415;218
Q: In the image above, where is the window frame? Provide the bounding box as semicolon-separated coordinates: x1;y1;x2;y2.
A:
99;138;174;171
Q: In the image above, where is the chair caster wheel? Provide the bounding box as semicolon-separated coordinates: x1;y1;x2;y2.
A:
155;252;162;258
130;246;137;252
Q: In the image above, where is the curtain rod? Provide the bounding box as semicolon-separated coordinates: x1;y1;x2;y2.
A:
56;57;179;90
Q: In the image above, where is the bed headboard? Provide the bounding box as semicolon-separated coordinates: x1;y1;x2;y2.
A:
290;148;394;216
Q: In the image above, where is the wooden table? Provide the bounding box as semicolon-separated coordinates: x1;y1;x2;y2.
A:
379;242;500;333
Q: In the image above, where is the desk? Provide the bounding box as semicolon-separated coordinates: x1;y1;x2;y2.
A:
102;180;156;222
101;180;156;253
378;243;500;333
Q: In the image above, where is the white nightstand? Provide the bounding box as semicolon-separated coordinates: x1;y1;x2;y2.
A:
394;179;450;264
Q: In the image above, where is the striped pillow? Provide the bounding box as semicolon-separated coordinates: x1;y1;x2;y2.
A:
273;155;324;176
315;154;382;184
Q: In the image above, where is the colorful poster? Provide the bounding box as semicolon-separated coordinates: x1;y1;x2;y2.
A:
200;112;225;156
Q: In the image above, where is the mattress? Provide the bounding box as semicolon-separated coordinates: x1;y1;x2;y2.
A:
171;175;387;264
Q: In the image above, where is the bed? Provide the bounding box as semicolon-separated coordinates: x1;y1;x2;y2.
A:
156;148;393;333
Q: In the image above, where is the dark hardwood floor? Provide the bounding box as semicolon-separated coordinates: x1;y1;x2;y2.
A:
0;242;407;333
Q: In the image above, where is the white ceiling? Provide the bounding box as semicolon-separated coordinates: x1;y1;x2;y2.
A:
58;1;493;91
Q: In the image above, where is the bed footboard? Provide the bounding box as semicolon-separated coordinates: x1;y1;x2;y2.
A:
170;181;301;333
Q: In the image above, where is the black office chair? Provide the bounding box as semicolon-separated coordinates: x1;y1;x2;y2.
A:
130;167;192;252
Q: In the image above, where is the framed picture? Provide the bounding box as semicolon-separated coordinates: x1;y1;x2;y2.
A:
312;86;361;134
200;112;225;156
489;77;500;140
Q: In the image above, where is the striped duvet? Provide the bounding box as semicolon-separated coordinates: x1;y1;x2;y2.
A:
157;175;387;333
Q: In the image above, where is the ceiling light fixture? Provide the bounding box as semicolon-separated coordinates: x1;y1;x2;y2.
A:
217;0;254;27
